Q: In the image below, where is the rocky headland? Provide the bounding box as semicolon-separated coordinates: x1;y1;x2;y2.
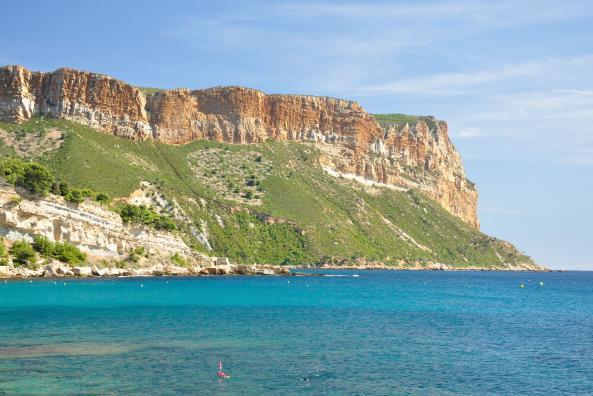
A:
0;65;478;226
0;65;542;272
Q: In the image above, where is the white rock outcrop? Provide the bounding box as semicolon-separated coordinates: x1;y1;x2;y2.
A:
0;183;211;265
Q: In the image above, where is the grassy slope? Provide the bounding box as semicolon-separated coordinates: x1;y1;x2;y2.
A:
372;113;440;132
135;86;164;95
372;113;422;124
0;117;533;267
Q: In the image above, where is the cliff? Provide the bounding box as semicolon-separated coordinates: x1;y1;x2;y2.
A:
0;183;205;264
0;116;537;269
0;65;478;226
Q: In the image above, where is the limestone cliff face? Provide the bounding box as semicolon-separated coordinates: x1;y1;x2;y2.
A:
0;65;478;227
318;119;479;227
148;87;380;150
0;184;207;263
0;65;151;139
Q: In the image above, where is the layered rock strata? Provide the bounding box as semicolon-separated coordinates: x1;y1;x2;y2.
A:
0;65;478;226
0;65;151;138
0;183;207;264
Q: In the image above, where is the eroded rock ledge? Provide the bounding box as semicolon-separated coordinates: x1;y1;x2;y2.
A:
0;183;205;265
0;65;478;226
0;262;292;279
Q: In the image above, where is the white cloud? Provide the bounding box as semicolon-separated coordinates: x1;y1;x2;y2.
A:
445;87;593;168
455;89;593;133
357;64;535;95
161;1;593;169
566;151;593;165
351;55;593;96
456;127;485;138
161;1;593;94
480;207;536;216
275;0;593;27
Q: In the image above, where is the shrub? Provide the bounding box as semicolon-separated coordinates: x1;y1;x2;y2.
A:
51;180;71;196
52;242;86;265
0;158;25;184
134;246;146;257
32;235;54;257
171;252;187;267
119;204;152;224
65;188;85;204
118;204;177;231
8;195;22;205
127;251;140;263
51;182;61;195
32;235;86;265
59;181;70;196
17;163;54;196
151;214;177;231
80;188;95;198
0;238;6;258
95;192;110;204
127;246;147;263
0;159;54;196
244;191;254;199
10;240;37;267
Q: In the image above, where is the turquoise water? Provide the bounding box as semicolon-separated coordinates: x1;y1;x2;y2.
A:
0;271;592;395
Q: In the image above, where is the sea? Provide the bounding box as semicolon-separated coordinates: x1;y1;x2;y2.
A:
0;270;592;395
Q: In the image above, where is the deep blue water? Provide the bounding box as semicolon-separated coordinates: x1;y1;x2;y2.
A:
0;270;592;395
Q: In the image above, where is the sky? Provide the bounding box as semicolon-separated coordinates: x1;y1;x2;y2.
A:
1;0;591;269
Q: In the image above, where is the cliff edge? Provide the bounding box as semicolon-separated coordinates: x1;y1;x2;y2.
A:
0;65;477;226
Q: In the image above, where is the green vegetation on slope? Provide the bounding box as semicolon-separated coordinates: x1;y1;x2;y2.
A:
135;86;164;95
118;203;177;231
0;235;87;269
0;117;533;267
32;235;86;265
372;113;440;131
9;240;37;267
0;158;54;196
372;113;422;125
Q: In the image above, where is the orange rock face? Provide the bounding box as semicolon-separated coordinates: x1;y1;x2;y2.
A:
148;86;381;150
0;65;151;138
0;65;478;227
318;119;479;227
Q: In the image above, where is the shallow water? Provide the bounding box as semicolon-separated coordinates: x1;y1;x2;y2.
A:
0;271;592;394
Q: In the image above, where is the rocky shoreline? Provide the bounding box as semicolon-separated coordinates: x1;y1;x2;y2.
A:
0;262;295;279
0;261;548;280
309;263;548;272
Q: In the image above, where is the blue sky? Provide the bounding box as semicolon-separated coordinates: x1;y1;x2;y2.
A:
2;0;592;269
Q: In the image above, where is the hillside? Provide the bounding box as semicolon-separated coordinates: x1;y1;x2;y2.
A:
0;117;538;269
0;65;478;227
